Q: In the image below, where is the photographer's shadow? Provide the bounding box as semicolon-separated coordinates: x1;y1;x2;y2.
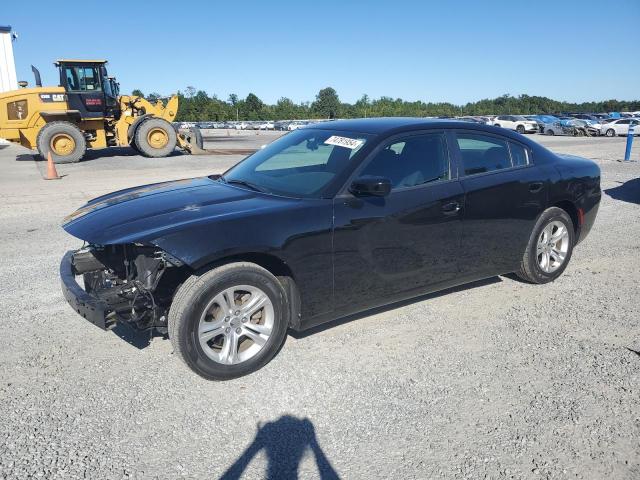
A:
220;415;339;480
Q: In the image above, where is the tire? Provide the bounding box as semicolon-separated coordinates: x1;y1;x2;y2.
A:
516;125;525;134
605;128;615;137
494;124;501;128
545;129;554;136
169;262;290;380
134;117;177;158
129;139;140;154
36;121;86;163
516;207;575;284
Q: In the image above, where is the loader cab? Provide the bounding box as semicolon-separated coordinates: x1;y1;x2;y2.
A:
56;60;116;119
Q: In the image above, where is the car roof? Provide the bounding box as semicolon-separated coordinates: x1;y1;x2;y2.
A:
304;117;532;141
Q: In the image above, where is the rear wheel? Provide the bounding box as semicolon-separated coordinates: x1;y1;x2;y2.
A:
516;207;575;284
545;129;554;136
36;121;86;163
605;128;615;137
169;262;289;380
134;117;177;157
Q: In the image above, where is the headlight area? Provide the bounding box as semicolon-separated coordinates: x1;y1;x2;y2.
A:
68;243;189;332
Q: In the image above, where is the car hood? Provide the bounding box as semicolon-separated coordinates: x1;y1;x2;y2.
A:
63;177;292;245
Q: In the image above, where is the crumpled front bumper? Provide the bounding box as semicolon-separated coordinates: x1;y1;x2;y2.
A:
60;250;109;330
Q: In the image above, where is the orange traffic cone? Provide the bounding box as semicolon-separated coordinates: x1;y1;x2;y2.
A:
44;151;61;180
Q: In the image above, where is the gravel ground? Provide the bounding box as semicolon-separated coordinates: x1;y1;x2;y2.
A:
0;135;638;479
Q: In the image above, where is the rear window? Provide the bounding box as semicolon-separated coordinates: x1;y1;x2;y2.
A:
509;142;530;167
456;134;511;175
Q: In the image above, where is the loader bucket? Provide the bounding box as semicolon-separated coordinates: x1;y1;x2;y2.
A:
179;127;207;154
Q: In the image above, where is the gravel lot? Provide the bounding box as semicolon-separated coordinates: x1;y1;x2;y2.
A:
0;134;638;479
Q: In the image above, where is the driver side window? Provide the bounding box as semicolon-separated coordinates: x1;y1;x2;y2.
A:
63;66;101;92
359;133;450;190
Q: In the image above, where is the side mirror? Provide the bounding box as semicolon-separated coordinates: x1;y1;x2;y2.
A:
350;176;392;197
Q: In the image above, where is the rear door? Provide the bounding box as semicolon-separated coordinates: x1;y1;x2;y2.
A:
332;131;464;314
452;130;548;277
615;119;630;135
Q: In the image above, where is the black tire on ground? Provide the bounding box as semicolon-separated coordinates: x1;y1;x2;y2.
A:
545;129;554;136
36;121;86;163
516;125;525;134
134;117;177;158
129;139;140;154
168;262;290;380
516;207;575;284
494;124;501;128
605;128;616;137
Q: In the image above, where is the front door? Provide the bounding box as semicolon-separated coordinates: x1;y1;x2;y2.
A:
60;64;106;119
332;131;464;315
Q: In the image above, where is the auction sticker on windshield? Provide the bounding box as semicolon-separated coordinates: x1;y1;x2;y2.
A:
324;136;364;149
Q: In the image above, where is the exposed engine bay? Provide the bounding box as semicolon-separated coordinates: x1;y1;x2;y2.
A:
69;244;188;332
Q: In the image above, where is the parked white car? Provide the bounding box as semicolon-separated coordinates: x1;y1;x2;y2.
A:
234;122;249;130
257;121;274;130
287;121;306;131
601;118;640;137
493;115;538;134
0;138;10;149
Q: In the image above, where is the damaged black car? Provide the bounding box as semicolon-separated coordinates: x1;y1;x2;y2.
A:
61;119;600;380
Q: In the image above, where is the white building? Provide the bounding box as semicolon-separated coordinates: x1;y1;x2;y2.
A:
0;25;18;93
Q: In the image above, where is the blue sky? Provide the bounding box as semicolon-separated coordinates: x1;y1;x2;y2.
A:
5;0;639;104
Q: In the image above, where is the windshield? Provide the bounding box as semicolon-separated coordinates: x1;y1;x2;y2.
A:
221;129;372;198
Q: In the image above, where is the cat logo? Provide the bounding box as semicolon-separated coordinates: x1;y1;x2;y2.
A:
39;93;67;103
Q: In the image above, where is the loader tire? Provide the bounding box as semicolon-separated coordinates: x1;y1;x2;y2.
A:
36;121;86;163
134;118;177;158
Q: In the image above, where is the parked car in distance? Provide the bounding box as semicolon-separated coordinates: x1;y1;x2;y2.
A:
60;119;601;380
493;115;538;134
601;118;640;137
287;121;307;131
257;121;275;130
542;119;597;136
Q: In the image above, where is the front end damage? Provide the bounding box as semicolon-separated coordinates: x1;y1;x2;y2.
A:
60;244;189;332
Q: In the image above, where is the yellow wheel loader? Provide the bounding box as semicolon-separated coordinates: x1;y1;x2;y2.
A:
0;60;195;163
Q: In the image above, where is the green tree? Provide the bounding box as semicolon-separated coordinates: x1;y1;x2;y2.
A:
131;89;144;98
312;87;340;119
244;93;264;120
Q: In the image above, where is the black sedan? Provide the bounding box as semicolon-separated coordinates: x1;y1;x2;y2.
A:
60;118;601;380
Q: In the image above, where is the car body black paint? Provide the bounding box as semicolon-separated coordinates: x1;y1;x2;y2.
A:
62;119;601;331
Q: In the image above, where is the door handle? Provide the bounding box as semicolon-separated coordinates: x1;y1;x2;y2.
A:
442;201;461;215
529;182;544;193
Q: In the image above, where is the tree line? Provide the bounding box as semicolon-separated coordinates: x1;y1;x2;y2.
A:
131;87;640;122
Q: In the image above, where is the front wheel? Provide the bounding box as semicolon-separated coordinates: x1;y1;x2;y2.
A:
545;129;555;136
134;117;177;157
169;262;289;380
516;207;575;284
516;125;525;134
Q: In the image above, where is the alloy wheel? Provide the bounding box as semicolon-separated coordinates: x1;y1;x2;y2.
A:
198;285;274;365
536;221;570;273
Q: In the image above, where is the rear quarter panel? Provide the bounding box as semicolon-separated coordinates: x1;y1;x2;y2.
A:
549;154;601;244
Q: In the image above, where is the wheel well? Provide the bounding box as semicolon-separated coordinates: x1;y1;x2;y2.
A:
212;252;295;280
553;200;579;234
199;252;301;328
